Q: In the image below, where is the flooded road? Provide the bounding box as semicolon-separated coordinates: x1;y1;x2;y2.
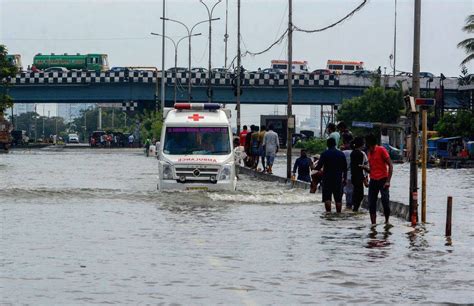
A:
1;149;473;304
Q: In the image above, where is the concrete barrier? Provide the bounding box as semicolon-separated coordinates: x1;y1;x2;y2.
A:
238;165;410;220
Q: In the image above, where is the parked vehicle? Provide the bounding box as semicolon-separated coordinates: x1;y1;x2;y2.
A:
158;103;236;191
67;133;80;143
11;130;28;146
33;53;109;72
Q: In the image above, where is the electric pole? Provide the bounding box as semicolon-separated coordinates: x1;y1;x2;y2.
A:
161;0;166;115
286;0;293;179
409;0;421;225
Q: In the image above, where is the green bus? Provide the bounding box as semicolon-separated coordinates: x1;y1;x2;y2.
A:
33;53;109;72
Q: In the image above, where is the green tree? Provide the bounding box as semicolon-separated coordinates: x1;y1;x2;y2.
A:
434;110;474;139
0;45;18;115
336;86;404;135
457;14;474;65
72;107;130;140
139;110;162;141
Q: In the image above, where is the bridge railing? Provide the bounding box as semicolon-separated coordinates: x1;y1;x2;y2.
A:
8;71;459;90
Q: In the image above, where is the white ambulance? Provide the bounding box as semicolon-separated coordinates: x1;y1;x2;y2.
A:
158;103;237;191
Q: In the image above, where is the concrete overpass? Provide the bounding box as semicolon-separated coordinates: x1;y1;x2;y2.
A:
7;71;462;108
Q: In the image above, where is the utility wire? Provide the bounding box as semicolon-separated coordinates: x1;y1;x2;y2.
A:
294;0;368;33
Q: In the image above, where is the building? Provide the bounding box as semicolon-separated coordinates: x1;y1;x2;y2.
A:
57;103;95;122
11;103;35;116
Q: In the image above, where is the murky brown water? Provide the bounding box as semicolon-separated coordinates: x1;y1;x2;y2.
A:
1;148;473;304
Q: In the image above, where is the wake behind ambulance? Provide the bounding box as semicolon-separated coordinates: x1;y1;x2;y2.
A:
158;103;237;191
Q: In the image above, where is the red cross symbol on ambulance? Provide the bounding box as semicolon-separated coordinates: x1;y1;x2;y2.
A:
188;114;204;121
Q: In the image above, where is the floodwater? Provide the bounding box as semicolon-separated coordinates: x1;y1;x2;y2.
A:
1;148;473;304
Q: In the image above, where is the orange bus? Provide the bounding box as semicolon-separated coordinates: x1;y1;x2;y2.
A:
326;60;364;74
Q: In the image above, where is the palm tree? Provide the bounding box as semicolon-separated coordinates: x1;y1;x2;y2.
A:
457;15;474;65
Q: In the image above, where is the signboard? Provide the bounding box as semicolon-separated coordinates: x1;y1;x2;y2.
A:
415;98;436;106
352;121;373;128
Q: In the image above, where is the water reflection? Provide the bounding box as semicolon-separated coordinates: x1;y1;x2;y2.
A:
406;226;430;252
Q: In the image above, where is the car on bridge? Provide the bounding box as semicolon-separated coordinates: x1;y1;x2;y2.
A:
110;67;130;73
191;67;208;73
352;70;374;77
311;69;332;75
420;72;435;78
44;67;68;72
261;68;284;74
167;67;188;73
211;68;229;74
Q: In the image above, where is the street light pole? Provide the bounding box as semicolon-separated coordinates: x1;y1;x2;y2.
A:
160;17;218;102
224;0;229;68
200;0;222;103
393;0;397;77
151;32;201;104
161;0;166;116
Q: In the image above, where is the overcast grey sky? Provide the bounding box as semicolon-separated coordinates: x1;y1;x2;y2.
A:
1;0;473;123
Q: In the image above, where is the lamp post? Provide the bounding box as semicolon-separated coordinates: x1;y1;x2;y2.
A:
160;17;219;102
200;0;222;102
151;32;202;104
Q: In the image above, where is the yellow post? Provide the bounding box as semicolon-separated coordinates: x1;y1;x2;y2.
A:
421;107;427;223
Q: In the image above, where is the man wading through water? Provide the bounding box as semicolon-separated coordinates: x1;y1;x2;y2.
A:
363;134;393;225
315;138;347;213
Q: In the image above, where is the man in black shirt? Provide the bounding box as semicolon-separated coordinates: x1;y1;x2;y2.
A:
315;138;347;213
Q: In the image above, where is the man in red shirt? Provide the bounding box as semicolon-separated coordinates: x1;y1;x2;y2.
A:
239;125;248;147
364;134;393;225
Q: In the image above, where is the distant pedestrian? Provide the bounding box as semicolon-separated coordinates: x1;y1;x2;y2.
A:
337;121;353;146
244;125;256;167
315;138;347;213
128;134;135;148
258;125;266;171
364;134;393;224
144;138;151;157
350;137;369;212
342;139;353;209
326;123;340;147
250;125;260;169
292;149;313;183
239;125;248;147
310;155;323;193
263;124;279;174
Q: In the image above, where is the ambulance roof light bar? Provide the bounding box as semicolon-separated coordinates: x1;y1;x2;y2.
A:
174;103;221;110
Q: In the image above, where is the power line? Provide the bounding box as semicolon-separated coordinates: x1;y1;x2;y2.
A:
294;0;368;33
2;37;155;41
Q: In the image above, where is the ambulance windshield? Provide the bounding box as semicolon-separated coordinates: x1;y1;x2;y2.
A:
163;127;231;155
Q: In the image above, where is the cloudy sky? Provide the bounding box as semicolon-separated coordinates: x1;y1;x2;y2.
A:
1;0;473;124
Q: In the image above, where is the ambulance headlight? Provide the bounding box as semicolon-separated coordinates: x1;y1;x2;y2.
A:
218;164;233;181
162;163;174;180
